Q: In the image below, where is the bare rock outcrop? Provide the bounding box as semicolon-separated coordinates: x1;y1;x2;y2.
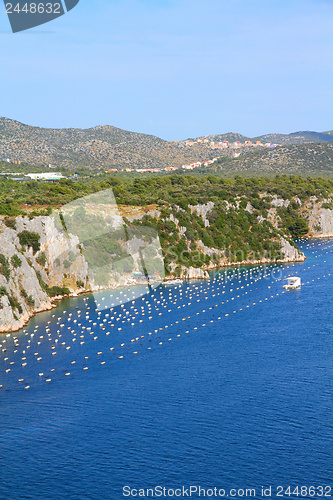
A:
180;266;210;280
189;202;214;227
0;216;88;333
280;238;305;262
307;205;333;237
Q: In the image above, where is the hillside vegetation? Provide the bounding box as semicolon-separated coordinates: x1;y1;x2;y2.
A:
211;143;333;178
1;174;332;275
1;117;333;176
194;130;333;145
0;117;216;170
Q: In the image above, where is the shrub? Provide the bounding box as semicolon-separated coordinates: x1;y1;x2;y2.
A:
36;272;70;297
4;217;16;229
27;296;35;307
8;294;22;313
288;218;309;238
18;231;41;254
36;252;47;267
47;286;70;297
36;271;48;292
20;287;35;306
11;254;22;268
0;254;10;280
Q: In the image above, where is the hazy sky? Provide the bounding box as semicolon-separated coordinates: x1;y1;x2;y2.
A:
0;0;332;140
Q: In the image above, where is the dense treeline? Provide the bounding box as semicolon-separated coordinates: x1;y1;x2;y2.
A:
1;174;332;273
109;174;333;207
0;173;332;216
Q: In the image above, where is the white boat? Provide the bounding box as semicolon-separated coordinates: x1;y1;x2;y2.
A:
164;279;184;286
283;276;301;290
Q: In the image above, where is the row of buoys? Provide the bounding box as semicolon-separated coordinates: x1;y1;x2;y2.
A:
1;239;331;390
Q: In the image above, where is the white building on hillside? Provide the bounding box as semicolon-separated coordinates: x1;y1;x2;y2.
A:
26;172;65;181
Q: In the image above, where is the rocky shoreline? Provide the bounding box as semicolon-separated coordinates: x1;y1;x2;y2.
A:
0;248;307;335
0;197;332;334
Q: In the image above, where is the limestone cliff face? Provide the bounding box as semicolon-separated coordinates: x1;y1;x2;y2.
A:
280;238;305;262
0;216;89;333
264;196;333;238
305;198;333;237
0;213;163;333
180;267;210;280
15;215;89;290
189;202;214;227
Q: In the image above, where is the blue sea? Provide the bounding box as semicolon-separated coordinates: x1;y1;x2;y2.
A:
0;239;332;500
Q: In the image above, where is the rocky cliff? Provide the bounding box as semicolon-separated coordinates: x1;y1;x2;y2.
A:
0;216;88;332
0;193;332;333
0;208;168;332
305;199;333;237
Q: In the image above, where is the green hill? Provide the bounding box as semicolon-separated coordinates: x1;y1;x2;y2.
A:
190;130;333;146
1;117;333;177
0;117;215;170
192;132;251;143
254;130;333;145
211;142;333;178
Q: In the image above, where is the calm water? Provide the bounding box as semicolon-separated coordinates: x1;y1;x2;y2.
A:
0;239;332;500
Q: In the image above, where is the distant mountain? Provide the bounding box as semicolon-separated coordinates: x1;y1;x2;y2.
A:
211;142;333;178
0;117;217;170
192;132;251;143
0;117;333;175
192;130;333;145
254;131;333;145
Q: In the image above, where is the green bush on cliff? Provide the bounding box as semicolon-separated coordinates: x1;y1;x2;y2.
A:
4;217;16;229
47;286;71;297
11;254;22;268
288;218;309;238
26;295;35;307
0;286;21;313
36;271;70;297
18;231;41;254
0;254;10;280
36;252;47;267
68;250;77;262
8;294;22;313
20;287;35;307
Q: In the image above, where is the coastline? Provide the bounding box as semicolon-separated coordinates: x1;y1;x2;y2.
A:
1;191;332;335
0;250;311;335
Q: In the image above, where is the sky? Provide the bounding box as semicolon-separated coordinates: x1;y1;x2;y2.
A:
0;0;332;140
